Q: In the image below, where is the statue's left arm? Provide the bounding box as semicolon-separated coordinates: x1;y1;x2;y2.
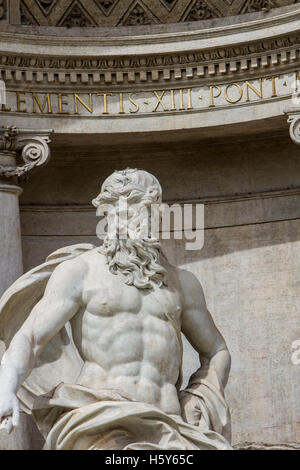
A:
180;270;231;389
179;270;231;432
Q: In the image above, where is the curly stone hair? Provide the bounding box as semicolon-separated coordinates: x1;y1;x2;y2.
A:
93;169;167;290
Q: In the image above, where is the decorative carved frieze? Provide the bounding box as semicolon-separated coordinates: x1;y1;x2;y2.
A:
20;1;38;25
0;32;298;86
97;1;118;16
2;0;298;27
36;0;57;16
58;1;97;28
1;33;298;69
159;0;177;12
241;0;276;14
0;126;53;180
183;0;217;21
120;3;158;26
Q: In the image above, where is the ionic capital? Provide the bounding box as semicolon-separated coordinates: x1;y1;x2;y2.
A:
0;126;53;181
286;110;300;146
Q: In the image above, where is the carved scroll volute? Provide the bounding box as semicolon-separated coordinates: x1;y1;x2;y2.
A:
17;135;52;172
0;126;53;180
287;113;300;146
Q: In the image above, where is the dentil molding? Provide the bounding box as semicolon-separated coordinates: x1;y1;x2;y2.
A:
0;8;299;87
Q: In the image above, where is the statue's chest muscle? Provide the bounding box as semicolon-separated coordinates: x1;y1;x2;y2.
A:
83;278;142;317
82;276;181;325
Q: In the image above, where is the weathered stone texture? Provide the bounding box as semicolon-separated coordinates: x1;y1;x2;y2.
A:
1;0;298;27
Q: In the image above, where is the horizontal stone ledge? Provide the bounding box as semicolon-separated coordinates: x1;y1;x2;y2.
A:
20;191;300;236
20;217;300;238
21;219;300;272
19;186;300;210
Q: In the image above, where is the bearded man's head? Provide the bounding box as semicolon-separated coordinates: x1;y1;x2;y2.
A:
92;169;167;290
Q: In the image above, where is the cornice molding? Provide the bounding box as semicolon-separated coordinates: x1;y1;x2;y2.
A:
0;8;299;86
0;32;299;87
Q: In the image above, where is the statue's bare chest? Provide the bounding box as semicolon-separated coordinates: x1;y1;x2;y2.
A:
81;273;182;324
71;257;183;377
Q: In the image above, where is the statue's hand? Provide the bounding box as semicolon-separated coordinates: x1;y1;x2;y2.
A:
0;392;20;435
179;391;202;427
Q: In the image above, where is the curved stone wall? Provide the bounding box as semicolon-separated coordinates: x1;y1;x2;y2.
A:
0;7;299;139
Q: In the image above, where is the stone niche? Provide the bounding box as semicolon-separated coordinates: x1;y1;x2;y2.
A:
18;131;300;450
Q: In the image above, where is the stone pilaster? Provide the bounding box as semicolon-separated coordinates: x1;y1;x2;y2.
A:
0;181;23;297
0;125;52;450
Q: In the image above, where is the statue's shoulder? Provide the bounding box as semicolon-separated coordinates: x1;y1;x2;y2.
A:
45;244;104;279
160;252;199;293
76;246;106;264
65;246;107;275
172;265;203;296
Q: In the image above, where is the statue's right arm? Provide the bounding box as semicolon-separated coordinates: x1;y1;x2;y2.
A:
0;257;86;429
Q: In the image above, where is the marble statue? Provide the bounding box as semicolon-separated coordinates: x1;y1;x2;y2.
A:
0;169;232;450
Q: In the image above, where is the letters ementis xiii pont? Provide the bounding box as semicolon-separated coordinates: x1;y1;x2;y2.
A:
0;72;299;117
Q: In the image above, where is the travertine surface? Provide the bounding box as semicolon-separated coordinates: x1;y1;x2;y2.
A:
0;184;23;297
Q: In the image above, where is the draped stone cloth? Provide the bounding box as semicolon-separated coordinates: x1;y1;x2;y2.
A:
0;244;232;450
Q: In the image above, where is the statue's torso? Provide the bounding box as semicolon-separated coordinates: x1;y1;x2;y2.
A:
70;250;183;415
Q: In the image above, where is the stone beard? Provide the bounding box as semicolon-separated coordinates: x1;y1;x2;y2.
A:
0;168;232;450
93;169;168;290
